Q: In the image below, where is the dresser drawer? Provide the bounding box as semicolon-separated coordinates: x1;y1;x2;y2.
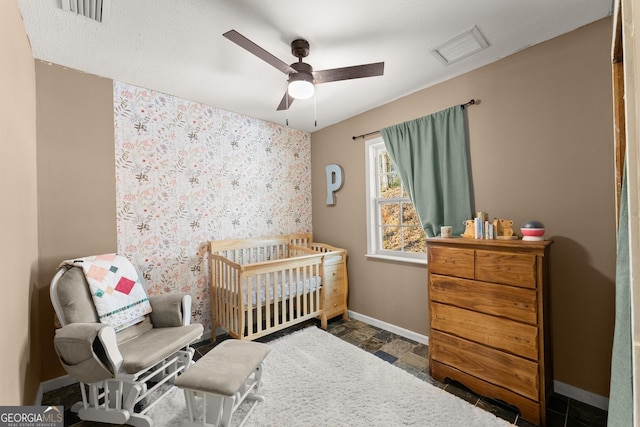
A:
324;264;344;289
475;250;536;288
429;274;537;324
430;330;539;401
431;303;538;360
428;247;474;279
325;294;346;313
325;280;344;298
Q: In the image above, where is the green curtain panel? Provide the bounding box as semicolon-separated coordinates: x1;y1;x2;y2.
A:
380;105;472;238
608;165;633;426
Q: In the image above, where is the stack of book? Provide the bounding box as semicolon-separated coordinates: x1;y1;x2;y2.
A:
474;212;495;239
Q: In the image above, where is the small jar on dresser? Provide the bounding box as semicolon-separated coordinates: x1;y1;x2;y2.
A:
426;237;553;426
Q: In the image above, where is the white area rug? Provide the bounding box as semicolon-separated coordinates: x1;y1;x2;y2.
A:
148;326;513;426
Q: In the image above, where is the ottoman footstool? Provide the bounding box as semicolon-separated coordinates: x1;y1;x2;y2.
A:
175;340;271;427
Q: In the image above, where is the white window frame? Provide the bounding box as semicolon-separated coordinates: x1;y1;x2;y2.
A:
365;137;427;265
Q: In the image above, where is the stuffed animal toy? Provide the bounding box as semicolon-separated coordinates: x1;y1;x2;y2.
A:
461;220;475;238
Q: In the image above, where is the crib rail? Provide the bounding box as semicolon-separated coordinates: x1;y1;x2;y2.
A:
210;236;291;264
288;233;313;248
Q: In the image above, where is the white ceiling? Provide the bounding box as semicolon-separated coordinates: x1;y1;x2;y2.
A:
18;0;613;133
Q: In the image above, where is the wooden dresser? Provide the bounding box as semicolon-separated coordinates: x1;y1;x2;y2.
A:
426;237;553;426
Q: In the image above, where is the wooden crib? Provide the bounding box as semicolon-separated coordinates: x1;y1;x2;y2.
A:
209;234;348;341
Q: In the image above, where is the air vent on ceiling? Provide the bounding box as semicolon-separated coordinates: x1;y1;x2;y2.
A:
60;0;103;22
430;26;489;65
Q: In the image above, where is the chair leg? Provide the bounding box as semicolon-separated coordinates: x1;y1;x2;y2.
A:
204;394;225;426
220;397;235;427
122;383;142;413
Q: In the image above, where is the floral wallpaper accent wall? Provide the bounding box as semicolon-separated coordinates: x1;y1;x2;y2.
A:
113;81;312;330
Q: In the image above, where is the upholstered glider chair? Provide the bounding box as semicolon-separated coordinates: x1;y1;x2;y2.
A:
50;254;204;427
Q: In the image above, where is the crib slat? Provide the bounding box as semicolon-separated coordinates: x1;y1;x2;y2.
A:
266;272;272;329
317;262;322;312
273;271;280;328
287;268;294;322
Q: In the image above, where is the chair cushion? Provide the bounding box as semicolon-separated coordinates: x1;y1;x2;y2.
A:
116;316;153;345
118;323;203;373
56;267;99;324
149;294;185;327
175;340;271;396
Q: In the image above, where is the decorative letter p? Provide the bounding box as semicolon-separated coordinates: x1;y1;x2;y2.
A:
325;164;344;206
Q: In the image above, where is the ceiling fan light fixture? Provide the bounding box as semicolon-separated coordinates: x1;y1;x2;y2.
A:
287;72;314;99
223;30;384;111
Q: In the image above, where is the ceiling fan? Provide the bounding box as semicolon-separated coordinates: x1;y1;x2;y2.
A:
223;30;385;111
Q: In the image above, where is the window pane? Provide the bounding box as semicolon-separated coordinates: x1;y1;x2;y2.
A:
378;150;393;174
380;203;400;226
379;172;401;198
381;226;401;251
403;227;426;253
402;203;420;225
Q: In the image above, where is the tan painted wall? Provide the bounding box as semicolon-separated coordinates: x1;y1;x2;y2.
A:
35;62;116;381
311;18;615;397
0;0;39;404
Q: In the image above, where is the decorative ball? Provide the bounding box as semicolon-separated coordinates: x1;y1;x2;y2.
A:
522;220;544;229
521;220;545;241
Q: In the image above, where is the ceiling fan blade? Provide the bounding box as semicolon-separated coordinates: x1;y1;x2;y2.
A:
313;62;384;84
276;92;295;111
223;30;296;75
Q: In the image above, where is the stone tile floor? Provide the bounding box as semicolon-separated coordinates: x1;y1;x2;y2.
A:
43;317;608;427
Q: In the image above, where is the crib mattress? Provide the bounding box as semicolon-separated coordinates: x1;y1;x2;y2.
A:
243;272;321;307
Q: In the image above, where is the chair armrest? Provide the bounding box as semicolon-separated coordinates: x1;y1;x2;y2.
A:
149;294;192;327
54;323;122;383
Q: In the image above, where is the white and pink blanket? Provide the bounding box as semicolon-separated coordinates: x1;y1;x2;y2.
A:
61;254;152;332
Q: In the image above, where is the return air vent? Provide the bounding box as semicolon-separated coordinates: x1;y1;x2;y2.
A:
60;0;103;22
430;26;489;65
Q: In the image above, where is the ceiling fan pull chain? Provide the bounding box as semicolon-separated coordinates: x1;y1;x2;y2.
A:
314;89;318;128
286;80;289;126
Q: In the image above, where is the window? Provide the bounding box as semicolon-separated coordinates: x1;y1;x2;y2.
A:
365;137;426;263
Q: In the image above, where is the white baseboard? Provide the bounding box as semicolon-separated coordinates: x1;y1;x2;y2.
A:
554;380;609;411
348;310;428;345
349;310;609;411
34;374;78;406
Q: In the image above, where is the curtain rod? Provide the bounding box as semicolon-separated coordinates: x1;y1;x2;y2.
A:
351;99;477;140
